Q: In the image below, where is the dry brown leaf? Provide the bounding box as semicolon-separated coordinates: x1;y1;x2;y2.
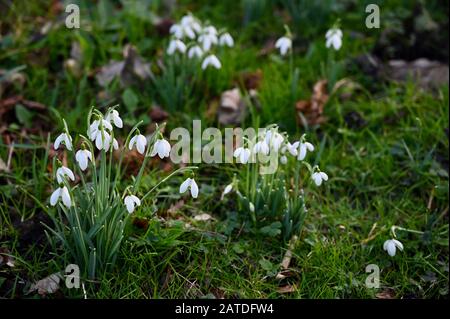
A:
239;69;263;90
193;213;213;221
28;273;61;296
276;235;298;279
218;88;246;125
0;247;15;267
96;44;151;88
295;80;328;127
277;285;296;294
149;105;169;122
167;200;185;217
376;289;396;299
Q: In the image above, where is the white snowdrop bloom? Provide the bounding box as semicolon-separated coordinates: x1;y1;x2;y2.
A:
221;183;233;200
275;36;292;56
312;171;328;186
54;133;72;151
253;140;270;155
383;239;404;257
325;28;343;50
233;147;251;164
150;138;171;159
265;130;284;152
169;24;184;39
167;39;187;55
280;155;288;164
187;45;203;59
105;110;123;128
56;166;75;184
75;149;92;171
88;119;113;141
297;142;315;161
50;186;71;208
198;33;218;51
203;25;218;36
201;54;222;70
129;134;147;155
249;202;255;213
124;195;141;214
113;138;119;150
219;32;234;47
286;142;299;156
95;130;112;151
179;177;199;198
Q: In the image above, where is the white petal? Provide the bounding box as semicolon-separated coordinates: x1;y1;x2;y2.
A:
50;188;61;206
233;147;242;158
190;179;199;198
223;184;233;195
179;178;191;194
62;167;75;181
298;144;307;160
320;172;328;181
387;242;396;256
54;134;64;150
305;142;315;152
113;138;119;150
63;134;72;150
129;135;137;151
312;173;322;186
95;133;104;150
124;196;135;213
131;195;141;206
280;155;287;164
393;239;403;251
136;135;147;154
61;186;71;208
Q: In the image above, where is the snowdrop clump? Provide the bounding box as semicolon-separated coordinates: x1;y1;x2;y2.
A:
224;124;328;242
47;106;198;279
167;13;234;70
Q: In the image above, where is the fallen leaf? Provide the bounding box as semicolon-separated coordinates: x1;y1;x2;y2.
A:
296;80;329;127
0;247;15;267
28;273;61;296
239;69;263;90
376;289;395;299
149;105;169;122
276;235;298;279
218;88;247;125
194;213;213;221
277;285;296;294
96;44;151;88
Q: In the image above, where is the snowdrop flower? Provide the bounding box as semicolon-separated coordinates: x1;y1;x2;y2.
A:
233;147;251;164
124;195;141;214
179;177;199;198
105;110;123;128
75;149;92;171
253;140;270;155
201;54;221;70
180;15;201;34
275;36;292;56
383;239;404;257
54;133;72;151
95;130;112;151
325;28;343;50
286;142;299;156
297;141;315;161
187;45;203;59
221;183;233;200
169;24;185;39
150;138;171;159
198;32;218;51
113;138;119;150
312;170;328;186
280;155;288;164
219;32;234;47
167;39;187;55
88;119;113;141
249;202;255;213
129;134;147;155
56;166;75;184
265;130;284;152
50;185;71;208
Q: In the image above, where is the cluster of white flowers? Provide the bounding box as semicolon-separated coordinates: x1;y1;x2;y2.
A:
167;13;234;70
232;126;328;187
50;108;199;214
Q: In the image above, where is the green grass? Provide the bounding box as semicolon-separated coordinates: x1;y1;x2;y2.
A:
0;0;448;299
